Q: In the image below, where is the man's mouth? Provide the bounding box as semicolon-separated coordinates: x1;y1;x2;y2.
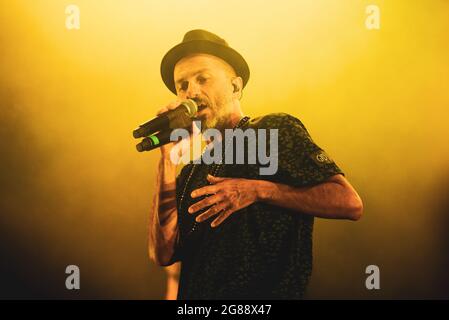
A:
197;104;208;112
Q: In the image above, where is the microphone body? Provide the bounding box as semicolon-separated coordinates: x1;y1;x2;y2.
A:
133;99;198;139
136;130;174;152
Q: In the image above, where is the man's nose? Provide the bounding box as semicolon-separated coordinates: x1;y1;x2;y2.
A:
185;82;201;100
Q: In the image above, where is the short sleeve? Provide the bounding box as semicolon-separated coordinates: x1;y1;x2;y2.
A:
265;113;344;187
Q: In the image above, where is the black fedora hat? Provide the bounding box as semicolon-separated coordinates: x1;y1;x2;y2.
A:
160;29;250;94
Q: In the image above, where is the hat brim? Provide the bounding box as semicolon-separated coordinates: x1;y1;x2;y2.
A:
161;40;250;95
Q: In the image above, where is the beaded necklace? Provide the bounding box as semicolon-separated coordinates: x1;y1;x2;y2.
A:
178;116;251;237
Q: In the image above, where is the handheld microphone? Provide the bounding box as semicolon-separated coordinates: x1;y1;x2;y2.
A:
136;129;172;152
136;126;193;152
132;99;198;139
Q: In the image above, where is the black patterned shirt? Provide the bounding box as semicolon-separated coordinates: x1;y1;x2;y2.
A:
173;113;343;299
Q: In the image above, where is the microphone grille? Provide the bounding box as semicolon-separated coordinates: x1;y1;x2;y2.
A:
181;99;198;117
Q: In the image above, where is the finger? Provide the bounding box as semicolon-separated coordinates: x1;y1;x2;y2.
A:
195;201;229;223
188;193;224;214
191;185;219;198
207;174;229;183
211;207;234;228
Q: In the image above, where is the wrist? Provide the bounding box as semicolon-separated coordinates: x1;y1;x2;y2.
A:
256;180;276;202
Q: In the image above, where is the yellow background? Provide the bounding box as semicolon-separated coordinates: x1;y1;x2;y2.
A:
1;0;448;298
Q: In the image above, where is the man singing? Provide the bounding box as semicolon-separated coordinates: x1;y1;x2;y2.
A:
148;29;363;299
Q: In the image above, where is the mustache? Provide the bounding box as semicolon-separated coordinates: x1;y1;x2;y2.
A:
191;97;209;111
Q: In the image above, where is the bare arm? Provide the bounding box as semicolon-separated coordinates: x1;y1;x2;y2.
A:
148;100;185;266
148;157;179;266
256;174;363;221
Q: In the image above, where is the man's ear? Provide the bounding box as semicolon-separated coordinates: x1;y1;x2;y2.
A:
231;77;243;99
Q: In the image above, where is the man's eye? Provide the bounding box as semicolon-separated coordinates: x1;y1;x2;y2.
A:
197;76;208;84
179;82;188;91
